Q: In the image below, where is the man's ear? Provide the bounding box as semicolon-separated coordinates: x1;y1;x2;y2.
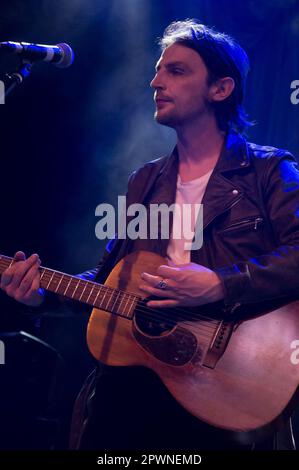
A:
209;77;235;103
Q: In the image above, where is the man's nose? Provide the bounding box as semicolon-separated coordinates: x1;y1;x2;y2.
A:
150;72;165;90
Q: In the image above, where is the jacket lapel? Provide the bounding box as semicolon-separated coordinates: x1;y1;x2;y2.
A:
201;131;251;230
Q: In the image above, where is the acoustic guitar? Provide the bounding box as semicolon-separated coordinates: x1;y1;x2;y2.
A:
1;250;299;443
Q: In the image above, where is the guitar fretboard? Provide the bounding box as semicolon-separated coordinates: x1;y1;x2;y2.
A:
0;255;138;319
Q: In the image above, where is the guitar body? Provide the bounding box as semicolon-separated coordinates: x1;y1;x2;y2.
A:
86;251;299;442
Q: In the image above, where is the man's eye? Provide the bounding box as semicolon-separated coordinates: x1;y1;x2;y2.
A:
170;69;184;75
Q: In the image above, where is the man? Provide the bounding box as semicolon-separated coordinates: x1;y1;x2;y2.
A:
1;19;299;450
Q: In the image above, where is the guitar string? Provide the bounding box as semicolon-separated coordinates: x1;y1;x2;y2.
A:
37;268;220;323
132;304;217;343
0;259;222;337
0;259;222;339
0;265;214;351
0;260;223;338
37;269;220;326
134;301;219;333
37;269;222;338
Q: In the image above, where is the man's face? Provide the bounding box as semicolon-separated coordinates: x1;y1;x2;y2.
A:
150;44;213;128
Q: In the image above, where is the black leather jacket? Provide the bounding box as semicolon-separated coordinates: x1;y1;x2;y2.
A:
94;131;299;316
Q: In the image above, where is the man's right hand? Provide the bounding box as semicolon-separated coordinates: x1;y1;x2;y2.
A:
0;251;45;307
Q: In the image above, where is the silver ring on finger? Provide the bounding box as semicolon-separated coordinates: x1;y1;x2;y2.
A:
156;278;168;290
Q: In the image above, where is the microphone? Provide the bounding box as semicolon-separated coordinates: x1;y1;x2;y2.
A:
0;41;74;68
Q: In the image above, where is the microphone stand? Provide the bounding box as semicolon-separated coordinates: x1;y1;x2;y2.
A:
0;61;33;101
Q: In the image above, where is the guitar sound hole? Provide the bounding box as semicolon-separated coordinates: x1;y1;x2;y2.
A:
134;299;176;336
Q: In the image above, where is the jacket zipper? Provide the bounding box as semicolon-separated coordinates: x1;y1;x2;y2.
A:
219;216;264;234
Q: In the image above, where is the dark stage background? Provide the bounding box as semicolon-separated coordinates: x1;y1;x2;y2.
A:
0;0;298;450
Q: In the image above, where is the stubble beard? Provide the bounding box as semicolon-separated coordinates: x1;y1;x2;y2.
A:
154;108;179;128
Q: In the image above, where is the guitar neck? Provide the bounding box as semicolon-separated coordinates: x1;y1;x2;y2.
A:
0;255;137;319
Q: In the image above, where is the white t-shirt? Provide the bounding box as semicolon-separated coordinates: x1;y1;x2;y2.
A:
167;170;213;265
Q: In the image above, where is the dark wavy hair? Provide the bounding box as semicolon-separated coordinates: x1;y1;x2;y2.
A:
159;19;253;134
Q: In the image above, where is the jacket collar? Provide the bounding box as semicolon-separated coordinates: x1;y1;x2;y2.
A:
216;130;250;173
159;130;251;176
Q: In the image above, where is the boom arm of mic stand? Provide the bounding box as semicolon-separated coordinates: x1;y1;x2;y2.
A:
0;61;33;101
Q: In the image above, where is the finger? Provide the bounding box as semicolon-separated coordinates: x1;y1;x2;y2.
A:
0;270;13;289
14;251;26;262
139;283;177;299
5;254;40;291
15;261;41;298
1;252;25;288
156;264;181;279
22;283;43;306
141;272;163;287
1;266;16;289
146;299;179;308
141;272;175;289
31;274;41;293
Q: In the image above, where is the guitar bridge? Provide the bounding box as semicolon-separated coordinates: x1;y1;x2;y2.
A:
202;321;234;369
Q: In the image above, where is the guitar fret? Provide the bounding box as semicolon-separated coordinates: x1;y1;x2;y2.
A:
110;291;120;312
78;282;88;301
116;292;125;315
71;279;81;299
45;271;55;290
65;277;78;298
63;277;72;296
127;297;135;318
93;286;102;307
98;286;108;309
122;293;131;317
107;290;115;311
118;292;134;317
85;284;95;304
54;274;64;293
89;285;100;305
